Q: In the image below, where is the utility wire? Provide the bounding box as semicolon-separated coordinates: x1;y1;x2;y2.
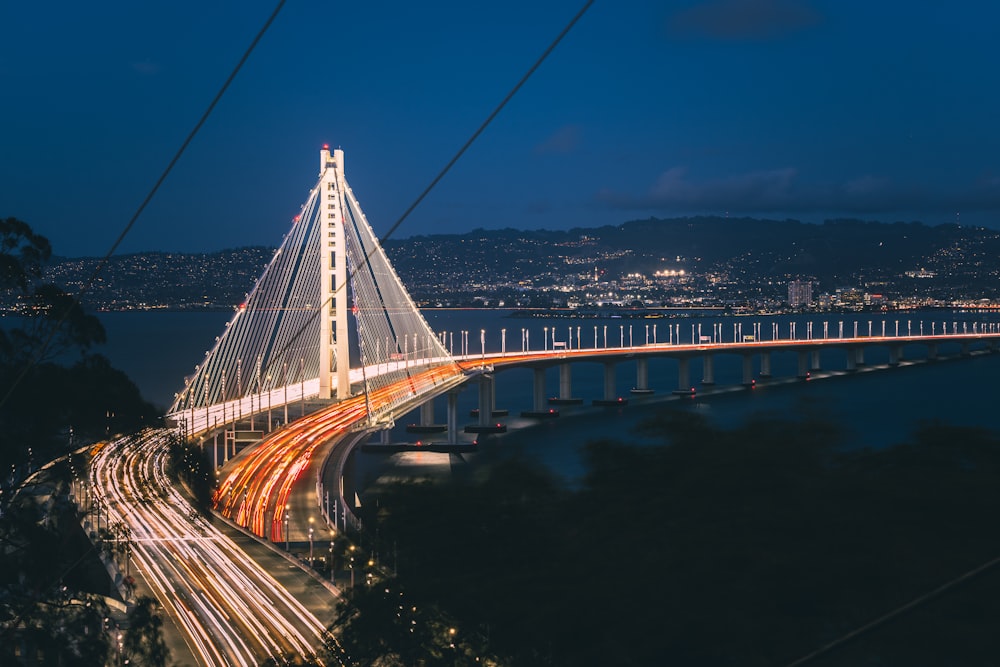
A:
0;0;288;411
255;0;595;385
783;553;1000;666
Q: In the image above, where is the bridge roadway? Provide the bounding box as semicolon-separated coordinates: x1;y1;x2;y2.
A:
212;330;1000;546
176;328;1000;439
90;429;339;667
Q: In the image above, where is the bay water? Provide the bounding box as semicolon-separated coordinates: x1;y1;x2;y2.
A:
95;308;1000;485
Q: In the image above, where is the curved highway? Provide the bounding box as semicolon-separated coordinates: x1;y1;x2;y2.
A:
91;429;331;666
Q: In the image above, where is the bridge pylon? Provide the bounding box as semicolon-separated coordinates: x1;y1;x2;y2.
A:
168;146;459;427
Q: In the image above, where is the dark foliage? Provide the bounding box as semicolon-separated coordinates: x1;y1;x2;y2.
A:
351;410;1000;666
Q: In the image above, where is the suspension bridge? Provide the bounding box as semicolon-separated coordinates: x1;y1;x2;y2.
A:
156;146;1000;548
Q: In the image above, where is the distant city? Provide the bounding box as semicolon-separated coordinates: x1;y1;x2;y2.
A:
6;216;1000;314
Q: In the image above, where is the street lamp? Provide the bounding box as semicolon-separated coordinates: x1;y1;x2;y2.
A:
309;517;315;567
284;505;290;551
349;545;356;588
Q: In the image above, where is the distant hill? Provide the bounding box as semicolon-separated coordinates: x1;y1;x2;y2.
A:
384;216;1000;293
9;217;999;311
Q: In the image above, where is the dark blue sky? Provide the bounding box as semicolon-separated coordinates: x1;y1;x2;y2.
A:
2;1;999;256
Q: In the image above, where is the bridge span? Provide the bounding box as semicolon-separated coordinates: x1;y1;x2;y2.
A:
206;325;1000;547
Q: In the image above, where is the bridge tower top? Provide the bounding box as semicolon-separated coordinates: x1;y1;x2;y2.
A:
320;144;343;173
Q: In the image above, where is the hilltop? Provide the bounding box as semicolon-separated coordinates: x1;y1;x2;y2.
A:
6;217;1000;312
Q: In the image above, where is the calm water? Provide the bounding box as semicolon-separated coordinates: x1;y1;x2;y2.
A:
95;308;1000;482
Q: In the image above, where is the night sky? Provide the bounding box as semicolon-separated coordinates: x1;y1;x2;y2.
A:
2;0;999;256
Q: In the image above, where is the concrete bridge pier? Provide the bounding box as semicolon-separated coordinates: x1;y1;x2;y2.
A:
419;400;435;426
407;394;447;435
928;342;939;361
447;390;459;445
534;368;547;411
888;344;903;366
522;367;559;417
677;357;691;392
549;363;582;405
811;350;822;371
855;347;865;366
759;351;772;378
962;342;971;357
632;358;653;394
595;362;627;406
797;351;810;378
702;354;715;385
741;353;754;386
477;375;496;426
846;347;858;371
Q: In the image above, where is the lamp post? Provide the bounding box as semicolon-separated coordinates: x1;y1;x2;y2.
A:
284;505;290;551
544;327;548;351
308;517;314;567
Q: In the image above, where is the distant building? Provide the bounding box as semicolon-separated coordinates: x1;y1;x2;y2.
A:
788;280;813;307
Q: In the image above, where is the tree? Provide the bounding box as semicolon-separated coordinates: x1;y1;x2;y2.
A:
122;596;170;667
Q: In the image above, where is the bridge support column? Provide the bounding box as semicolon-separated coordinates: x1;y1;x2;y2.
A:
634;358;651;392
759;351;771;378
604;363;616;401
962;342;971;357
533;368;547;411
594;363;626;405
381;428;391;446
522;368;559;417
702;354;715;385
478;375;495;427
420;400;435;426
559;364;572;399
547;364;581;405
855;347;865;366
811;350;822;371
846;348;858;371
797;351;809;378
447;390;459;445
741;354;754;386
928;343;938;361
677;357;690;392
888;344;902;366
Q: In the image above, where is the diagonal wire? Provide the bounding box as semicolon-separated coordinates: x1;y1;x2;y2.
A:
783;553;1000;666
0;0;288;412
256;0;595;382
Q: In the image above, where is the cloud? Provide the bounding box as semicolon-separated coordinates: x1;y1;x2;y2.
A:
534;125;581;155
597;167;1000;217
669;0;822;40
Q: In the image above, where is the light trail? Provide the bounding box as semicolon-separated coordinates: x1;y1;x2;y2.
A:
91;429;331;666
215;363;468;542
